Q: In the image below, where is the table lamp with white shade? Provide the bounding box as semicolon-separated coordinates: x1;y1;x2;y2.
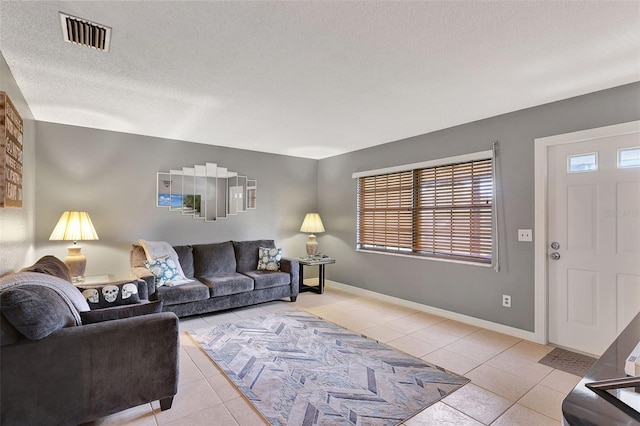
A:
300;213;325;257
49;211;99;283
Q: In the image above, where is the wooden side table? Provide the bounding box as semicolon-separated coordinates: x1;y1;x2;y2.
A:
298;257;335;294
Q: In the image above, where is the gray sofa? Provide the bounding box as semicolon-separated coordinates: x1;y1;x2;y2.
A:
0;256;179;426
130;239;299;318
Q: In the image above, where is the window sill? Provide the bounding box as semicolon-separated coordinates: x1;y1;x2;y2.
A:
355;248;494;268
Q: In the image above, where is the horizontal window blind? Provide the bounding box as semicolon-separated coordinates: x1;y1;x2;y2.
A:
357;158;493;264
358;171;414;252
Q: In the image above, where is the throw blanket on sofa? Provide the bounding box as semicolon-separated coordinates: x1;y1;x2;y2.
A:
20;255;73;282
0;272;90;325
138;239;191;286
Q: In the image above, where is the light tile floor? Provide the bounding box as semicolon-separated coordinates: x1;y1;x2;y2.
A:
87;286;582;425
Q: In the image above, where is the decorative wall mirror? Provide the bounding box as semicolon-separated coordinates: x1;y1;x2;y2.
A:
237;176;247;212
204;163;217;222
157;162;255;222
247;179;257;209
227;174;241;215
156;172;171;207
181;167;197;216
216;166;228;219
193;165;206;219
169;169;184;212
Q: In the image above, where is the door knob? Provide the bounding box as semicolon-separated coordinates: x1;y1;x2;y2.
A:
549;252;561;261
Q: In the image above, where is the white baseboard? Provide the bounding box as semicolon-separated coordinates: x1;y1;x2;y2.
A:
324;280;540;343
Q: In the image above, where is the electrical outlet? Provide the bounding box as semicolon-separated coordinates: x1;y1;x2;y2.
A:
502;295;511;308
518;229;532;242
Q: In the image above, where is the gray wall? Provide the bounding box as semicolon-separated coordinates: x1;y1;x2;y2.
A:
0;52;36;276
318;82;640;332
34;123;318;279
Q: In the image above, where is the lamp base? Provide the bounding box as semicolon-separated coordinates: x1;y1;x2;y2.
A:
65;245;87;283
306;234;319;256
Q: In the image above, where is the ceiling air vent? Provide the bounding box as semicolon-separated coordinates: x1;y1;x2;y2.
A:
59;12;111;52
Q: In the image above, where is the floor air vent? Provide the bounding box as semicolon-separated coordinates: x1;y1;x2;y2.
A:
59;12;111;52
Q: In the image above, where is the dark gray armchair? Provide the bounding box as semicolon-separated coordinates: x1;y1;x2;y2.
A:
0;257;179;426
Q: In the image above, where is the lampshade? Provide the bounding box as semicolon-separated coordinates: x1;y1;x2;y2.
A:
49;211;99;283
300;213;325;234
49;211;99;242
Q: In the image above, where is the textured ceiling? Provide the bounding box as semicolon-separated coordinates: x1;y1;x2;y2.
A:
1;1;639;159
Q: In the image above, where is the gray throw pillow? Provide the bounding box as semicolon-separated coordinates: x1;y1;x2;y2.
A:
173;245;194;278
193;241;237;276
0;285;77;340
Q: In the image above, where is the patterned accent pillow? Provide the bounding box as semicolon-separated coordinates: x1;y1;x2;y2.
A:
78;281;141;309
144;255;181;287
143;256;192;288
257;247;282;271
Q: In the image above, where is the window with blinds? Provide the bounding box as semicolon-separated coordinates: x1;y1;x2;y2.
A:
357;158;493;264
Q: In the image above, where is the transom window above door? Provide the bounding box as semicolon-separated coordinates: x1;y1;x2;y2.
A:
618;147;640;168
567;153;598;173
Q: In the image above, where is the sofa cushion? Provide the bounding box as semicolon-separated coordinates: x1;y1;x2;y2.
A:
155;281;210;306
20;255;72;283
77;280;141;309
233;240;275;273
193;241;236;276
198;273;254;297
80;300;163;324
0;285;77;340
257;247;282;271
243;270;291;290
174;245;194;278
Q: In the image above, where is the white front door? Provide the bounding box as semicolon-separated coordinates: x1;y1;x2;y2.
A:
548;129;640;356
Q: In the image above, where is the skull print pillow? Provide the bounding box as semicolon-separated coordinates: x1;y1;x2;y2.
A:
78;281;141;309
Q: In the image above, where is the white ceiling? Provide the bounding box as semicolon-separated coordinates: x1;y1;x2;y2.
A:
1;1;639;159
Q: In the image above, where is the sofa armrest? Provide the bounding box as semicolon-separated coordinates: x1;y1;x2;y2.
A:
1;312;179;425
281;257;299;295
131;267;156;298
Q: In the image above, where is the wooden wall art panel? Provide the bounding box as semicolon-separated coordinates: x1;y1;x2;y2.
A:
0;91;24;208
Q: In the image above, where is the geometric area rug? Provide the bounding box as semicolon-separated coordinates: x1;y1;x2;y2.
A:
188;310;469;425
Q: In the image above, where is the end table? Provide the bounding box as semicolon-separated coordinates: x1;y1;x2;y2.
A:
297;257;335;294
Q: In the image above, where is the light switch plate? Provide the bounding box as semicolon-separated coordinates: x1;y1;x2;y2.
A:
518;229;533;242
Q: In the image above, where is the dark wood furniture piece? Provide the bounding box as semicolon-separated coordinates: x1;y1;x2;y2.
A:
562;312;640;425
298;257;335;294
